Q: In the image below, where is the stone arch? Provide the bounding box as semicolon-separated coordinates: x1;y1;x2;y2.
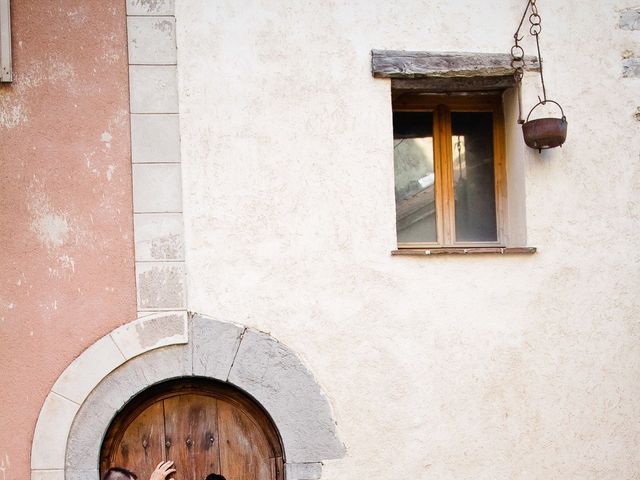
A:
30;312;345;480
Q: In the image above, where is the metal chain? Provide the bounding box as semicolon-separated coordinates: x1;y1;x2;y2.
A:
511;0;547;123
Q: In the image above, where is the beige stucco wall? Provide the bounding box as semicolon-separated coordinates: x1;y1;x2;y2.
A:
176;1;640;479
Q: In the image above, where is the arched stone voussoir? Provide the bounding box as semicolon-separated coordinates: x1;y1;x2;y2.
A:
191;313;245;380
32;311;188;475
66;344;192;472
228;329;346;463
34;312;345;479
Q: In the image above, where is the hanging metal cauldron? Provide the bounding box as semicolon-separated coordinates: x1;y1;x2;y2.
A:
511;0;567;153
522;99;567;152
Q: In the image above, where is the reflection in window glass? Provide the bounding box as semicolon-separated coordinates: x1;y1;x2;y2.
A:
393;112;436;243
451;112;497;242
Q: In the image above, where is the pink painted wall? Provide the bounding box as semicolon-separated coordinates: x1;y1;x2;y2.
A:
0;1;136;477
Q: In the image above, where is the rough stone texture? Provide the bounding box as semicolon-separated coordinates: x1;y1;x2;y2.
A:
132;163;183;213
129;66;178;114
191;314;244;379
131;114;181;163
110;312;188;359
135;343;193;385
134;213;184;261
136;262;186;309
285;463;323;480
66;344;192;472
64;471;99;480
51;335;125;404
127;0;174;16
622;57;640;78
619;7;640;30
31;470;64;480
31;393;80;470
127;17;177;65
228;329;345;462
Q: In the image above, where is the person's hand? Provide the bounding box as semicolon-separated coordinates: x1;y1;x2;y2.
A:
150;461;176;480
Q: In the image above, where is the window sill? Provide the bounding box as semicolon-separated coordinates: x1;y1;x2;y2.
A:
391;247;537;256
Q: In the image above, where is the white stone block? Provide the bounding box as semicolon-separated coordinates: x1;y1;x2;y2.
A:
31;393;79;469
127;17;176;65
132;163;182;213
136;262;186;310
31;470;65;480
110;312;188;359
134;213;184;261
131;114;180;163
51;336;125;405
126;0;174;15
129;66;178;114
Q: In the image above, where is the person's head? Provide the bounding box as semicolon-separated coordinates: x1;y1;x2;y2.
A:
205;475;226;480
103;467;138;480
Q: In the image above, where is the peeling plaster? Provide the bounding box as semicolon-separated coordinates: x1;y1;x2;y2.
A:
0;104;28;129
0;453;9;480
100;132;113;142
31;213;69;249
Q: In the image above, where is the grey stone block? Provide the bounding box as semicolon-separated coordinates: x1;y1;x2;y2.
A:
126;0;174;15
131;114;181;164
623;57;640;78
66;395;113;470
136;344;192;384
191;314;244;380
66;345;192;471
136;262;186;310
619;8;640;30
128;17;176;65
65;470;99;480
134;213;184;261
285;463;323;480
132;163;182;213
129;66;178;114
228;330;346;463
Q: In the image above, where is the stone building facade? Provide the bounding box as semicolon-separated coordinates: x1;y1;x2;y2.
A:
1;1;639;479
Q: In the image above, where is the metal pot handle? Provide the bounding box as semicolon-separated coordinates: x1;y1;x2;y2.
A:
526;99;566;123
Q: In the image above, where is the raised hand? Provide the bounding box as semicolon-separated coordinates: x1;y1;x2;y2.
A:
150;461;176;480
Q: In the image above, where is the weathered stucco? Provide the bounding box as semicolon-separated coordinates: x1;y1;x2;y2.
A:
0;1;135;479
176;1;640;479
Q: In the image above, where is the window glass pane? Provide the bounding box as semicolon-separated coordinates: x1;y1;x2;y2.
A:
451;112;497;242
393;112;436;243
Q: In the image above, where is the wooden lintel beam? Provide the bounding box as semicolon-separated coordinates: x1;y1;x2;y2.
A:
391;75;516;93
372;50;540;79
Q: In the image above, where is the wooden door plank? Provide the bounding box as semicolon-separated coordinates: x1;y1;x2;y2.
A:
164;394;220;480
111;401;165;480
218;401;275;480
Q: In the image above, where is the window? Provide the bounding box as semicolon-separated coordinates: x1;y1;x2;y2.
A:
393;94;506;248
0;0;11;82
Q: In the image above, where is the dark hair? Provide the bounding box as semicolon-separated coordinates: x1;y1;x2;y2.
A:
103;467;138;480
205;475;227;480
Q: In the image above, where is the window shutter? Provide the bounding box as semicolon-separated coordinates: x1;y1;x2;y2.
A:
0;0;11;82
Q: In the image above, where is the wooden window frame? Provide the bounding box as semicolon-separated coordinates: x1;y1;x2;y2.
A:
393;93;507;249
0;0;11;82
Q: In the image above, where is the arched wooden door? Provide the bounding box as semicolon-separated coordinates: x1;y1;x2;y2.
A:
100;379;284;480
